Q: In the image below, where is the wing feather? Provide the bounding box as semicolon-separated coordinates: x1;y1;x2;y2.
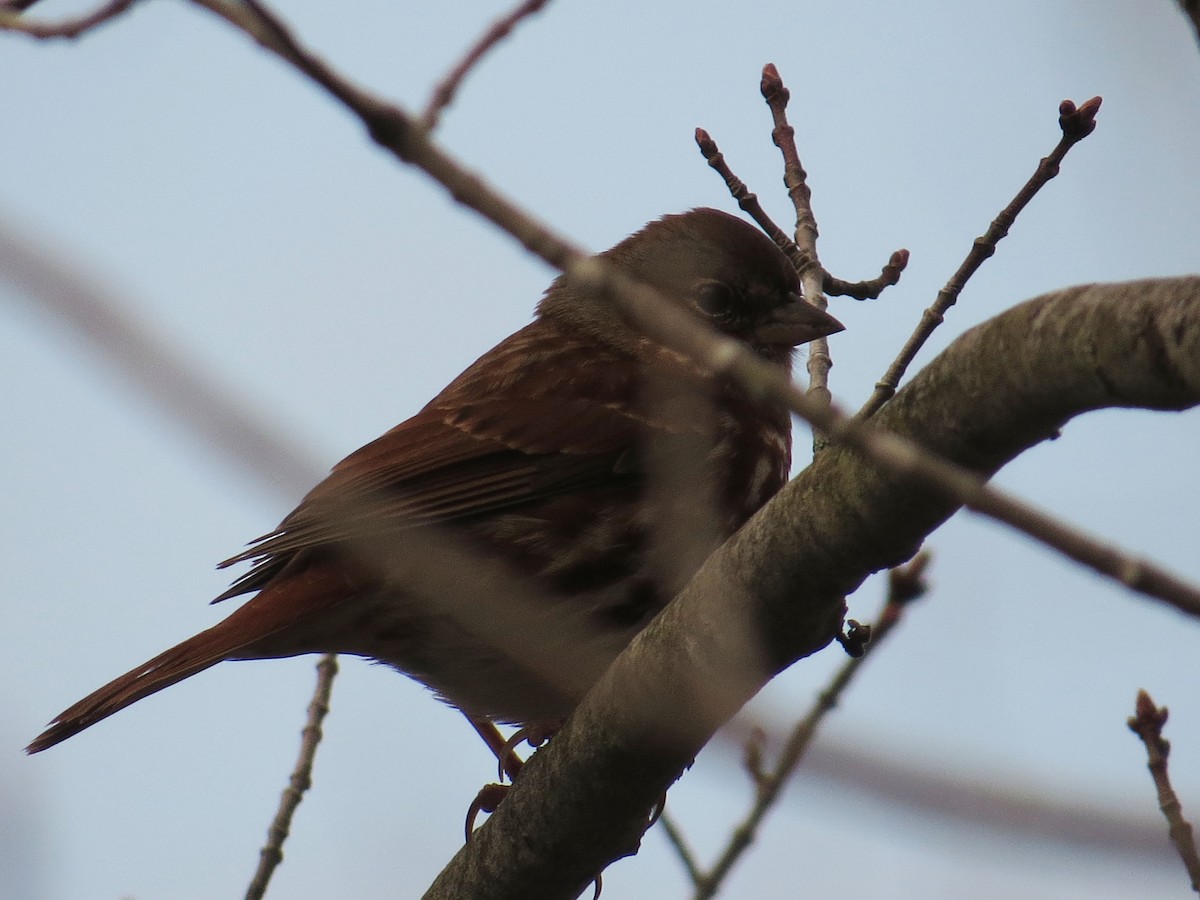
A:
215;319;706;601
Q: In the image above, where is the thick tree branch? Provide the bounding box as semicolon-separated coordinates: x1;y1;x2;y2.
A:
425;277;1200;898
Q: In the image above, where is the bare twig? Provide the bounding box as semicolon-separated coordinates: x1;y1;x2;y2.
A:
693;128;794;256
246;653;339;900
858;96;1103;420
824;249;910;300
421;0;551;130
687;552;930;898
0;0;137;39
759;64;835;421
1128;690;1200;892
657;812;703;885
696;120;907;308
694;128;909;303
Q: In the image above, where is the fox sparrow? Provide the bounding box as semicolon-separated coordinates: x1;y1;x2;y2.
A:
27;208;843;755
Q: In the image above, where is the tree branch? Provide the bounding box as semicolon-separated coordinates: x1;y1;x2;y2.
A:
1128;690;1200;892
858;97;1102;419
421;0;552;130
246;653;338;900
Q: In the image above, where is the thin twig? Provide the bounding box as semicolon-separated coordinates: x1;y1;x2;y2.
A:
421;0;551;130
245;653;339;900
693;128;795;257
180;2;1200;621
858;96;1103;420
824;249;910;300
0;0;136;38
695;125;908;307
688;552;930;898
657;811;704;885
759;64;835;429
1128;690;1200;893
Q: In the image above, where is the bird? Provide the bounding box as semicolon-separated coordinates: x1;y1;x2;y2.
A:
26;208;843;756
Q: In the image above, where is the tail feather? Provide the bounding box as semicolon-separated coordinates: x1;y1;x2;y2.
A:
26;563;348;754
25;627;237;753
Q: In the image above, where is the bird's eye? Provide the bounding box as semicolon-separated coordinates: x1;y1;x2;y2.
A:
693;281;735;316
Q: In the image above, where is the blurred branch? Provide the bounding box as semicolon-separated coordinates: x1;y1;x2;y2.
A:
0;214;324;496
657;812;703;885
721;723;1177;858
1180;1;1200;47
0;214;340;886
0;0;137;38
1128;690;1200;892
246;653;338;900
422;0;552;130
858;96;1102;419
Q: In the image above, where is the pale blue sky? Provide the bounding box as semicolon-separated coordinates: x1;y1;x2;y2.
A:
3;2;1200;898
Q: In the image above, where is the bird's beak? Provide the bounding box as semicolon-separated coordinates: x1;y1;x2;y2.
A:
753;293;845;347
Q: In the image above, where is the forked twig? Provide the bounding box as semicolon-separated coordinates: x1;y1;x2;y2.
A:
759;64;836;415
858;96;1103;420
694;127;907;303
246;653;339;900
421;0;551;130
667;553;930;897
1128;690;1200;893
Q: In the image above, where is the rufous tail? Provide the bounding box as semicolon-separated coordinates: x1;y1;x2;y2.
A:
26;566;344;753
26;625;243;753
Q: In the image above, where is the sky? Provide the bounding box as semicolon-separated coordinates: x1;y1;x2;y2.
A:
3;1;1200;898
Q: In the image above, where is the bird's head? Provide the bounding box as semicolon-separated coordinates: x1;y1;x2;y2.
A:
539;208;844;363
